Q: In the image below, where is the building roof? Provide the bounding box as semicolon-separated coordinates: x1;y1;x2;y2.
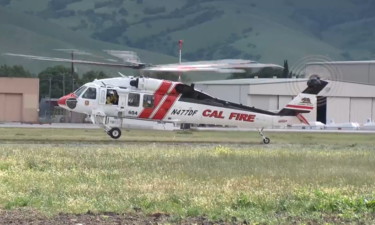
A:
194;78;309;85
0;77;39;79
306;60;375;65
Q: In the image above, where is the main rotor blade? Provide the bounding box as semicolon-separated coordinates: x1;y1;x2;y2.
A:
144;67;246;73
2;53;145;69
144;60;283;73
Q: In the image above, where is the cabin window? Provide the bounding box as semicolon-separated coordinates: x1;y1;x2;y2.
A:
81;87;97;100
106;89;119;105
143;94;155;108
128;93;140;107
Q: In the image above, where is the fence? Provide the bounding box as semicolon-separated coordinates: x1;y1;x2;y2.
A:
37;75;90;123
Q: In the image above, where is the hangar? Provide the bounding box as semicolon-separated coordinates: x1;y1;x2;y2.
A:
194;77;375;125
0;77;39;123
304;60;375;85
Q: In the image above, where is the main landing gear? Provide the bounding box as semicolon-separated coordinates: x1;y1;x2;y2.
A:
107;127;122;139
91;114;122;140
258;128;270;144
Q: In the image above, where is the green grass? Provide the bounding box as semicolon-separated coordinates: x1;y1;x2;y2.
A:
0;127;374;145
0;142;374;224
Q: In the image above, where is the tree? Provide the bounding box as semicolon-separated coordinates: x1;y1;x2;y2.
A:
135;70;190;82
37;66;111;99
0;65;33;77
282;60;289;78
78;70;109;86
38;65;79;99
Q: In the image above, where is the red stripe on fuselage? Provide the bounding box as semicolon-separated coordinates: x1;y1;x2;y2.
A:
156;81;173;95
138;81;172;119
151;83;180;120
286;104;313;110
151;95;179;120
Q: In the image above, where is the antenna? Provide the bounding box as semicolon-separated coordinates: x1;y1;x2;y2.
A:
118;72;127;78
178;40;183;82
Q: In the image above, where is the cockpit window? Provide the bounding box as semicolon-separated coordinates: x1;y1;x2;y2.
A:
81;87;97;100
73;86;87;97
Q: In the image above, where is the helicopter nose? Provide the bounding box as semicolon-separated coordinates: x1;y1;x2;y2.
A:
58;93;77;110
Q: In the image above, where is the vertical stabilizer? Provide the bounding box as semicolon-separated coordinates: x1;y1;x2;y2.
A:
277;76;328;125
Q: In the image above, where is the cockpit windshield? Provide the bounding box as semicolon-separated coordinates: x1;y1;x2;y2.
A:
81;87;97;100
73;85;87;97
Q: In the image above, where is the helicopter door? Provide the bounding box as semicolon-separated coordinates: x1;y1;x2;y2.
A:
99;88;106;105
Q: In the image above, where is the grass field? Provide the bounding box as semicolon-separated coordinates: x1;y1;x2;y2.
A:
0;127;375;145
0;128;374;223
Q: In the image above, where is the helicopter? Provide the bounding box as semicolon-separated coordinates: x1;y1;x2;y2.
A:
2;51;328;144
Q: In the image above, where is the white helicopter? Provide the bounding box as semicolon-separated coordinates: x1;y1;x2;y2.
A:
3;51;328;144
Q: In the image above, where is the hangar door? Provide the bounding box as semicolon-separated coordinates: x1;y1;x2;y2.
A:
350;98;372;123
0;94;22;122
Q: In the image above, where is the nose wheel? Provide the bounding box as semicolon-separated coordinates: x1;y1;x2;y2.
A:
258;128;270;144
107;127;122;139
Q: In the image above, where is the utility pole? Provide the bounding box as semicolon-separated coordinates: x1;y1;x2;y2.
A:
178;40;183;82
49;77;52;122
62;74;65;96
71;50;74;92
70;50;74;123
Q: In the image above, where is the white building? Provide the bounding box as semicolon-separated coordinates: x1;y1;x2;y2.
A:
194;77;375;125
304;60;375;85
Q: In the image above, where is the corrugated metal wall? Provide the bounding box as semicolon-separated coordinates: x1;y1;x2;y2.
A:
247;95;278;111
194;84;248;104
369;64;375;85
306;63;375;85
278;96;292;109
326;97;375;124
327;97;350;123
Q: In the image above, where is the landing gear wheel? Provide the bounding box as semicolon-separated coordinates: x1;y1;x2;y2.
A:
257;128;270;144
108;127;121;139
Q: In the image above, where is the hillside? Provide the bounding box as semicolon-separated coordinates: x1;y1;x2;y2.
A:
0;7;227;81
1;0;375;79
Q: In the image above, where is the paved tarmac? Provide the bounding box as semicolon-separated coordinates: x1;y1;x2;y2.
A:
1;122;375;133
0;123;99;129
